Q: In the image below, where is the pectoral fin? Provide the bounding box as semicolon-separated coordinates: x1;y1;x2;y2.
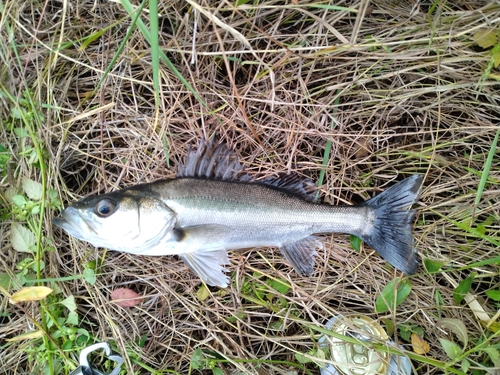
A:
175;224;232;287
280;236;323;276
179;250;231;287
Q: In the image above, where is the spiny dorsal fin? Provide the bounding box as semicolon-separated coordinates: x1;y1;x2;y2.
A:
259;173;319;202
177;137;319;201
177;137;250;181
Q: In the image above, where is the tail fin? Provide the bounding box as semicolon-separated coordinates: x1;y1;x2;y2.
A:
359;175;423;274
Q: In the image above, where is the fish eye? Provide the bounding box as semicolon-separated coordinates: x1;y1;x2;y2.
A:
95;199;116;217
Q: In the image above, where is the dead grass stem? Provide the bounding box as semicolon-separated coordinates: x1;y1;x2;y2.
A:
1;0;499;374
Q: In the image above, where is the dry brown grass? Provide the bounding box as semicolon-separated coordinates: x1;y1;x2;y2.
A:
1;0;500;374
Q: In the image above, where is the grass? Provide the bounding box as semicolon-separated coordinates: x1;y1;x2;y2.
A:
1;0;500;374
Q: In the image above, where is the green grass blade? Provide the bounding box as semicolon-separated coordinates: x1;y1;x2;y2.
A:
474;128;500;208
429;208;500;247
89;0;147;100
149;0;160;106
457;256;500;271
163;134;170;168
119;0;209;109
315;89;341;200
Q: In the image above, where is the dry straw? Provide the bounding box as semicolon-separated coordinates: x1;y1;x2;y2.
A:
1;0;499;374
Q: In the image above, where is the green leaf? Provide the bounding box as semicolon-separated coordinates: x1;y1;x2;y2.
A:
423;259;446;273
269;320;283;330
314;347;326;362
382;318;395;336
482;347;500;367
10;223;36;253
413;326;424;337
21;177;42;200
136;335;148;348
453;276;473;304
190;348;205;369
473;29;498;48
197;284;210;301
486;289;500;301
31;260;44;272
267;278;290;294
487;321;500;334
439;338;463;360
4;187;17;204
350;235;362;252
295;352;313;364
62;340;74;351
0;273;11;291
79;28;106;50
437;319;468;347
398;323;422;342
294;348;325;365
83;268;96;285
493;49;500;68
66;311;79;325
226;312;246;323
13;127;29;137
77;328;90;337
60;295;77;312
461;359;470;373
49;189;58;201
212;368;224;375
27;148;39;165
482;214;496;226
235;0;252;6
162;135;170;168
76;330;91;346
375;278;412;313
12;194;27;207
0;144;10;173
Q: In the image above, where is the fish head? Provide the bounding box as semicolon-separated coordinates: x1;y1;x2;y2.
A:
53;188;176;252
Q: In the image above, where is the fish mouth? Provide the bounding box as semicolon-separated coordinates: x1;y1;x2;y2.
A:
53;207;98;240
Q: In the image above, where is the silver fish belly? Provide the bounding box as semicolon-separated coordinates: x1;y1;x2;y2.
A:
54;138;423;287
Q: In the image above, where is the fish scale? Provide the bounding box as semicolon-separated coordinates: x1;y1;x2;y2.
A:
54;138;424;287
159;179;366;231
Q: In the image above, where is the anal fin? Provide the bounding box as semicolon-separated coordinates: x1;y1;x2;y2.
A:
179;250;231;287
280;236;323;276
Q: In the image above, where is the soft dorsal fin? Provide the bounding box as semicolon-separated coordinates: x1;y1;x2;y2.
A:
259;173;319;202
177;137;250;181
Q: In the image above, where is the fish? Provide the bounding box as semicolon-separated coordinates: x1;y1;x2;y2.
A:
53;137;423;287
